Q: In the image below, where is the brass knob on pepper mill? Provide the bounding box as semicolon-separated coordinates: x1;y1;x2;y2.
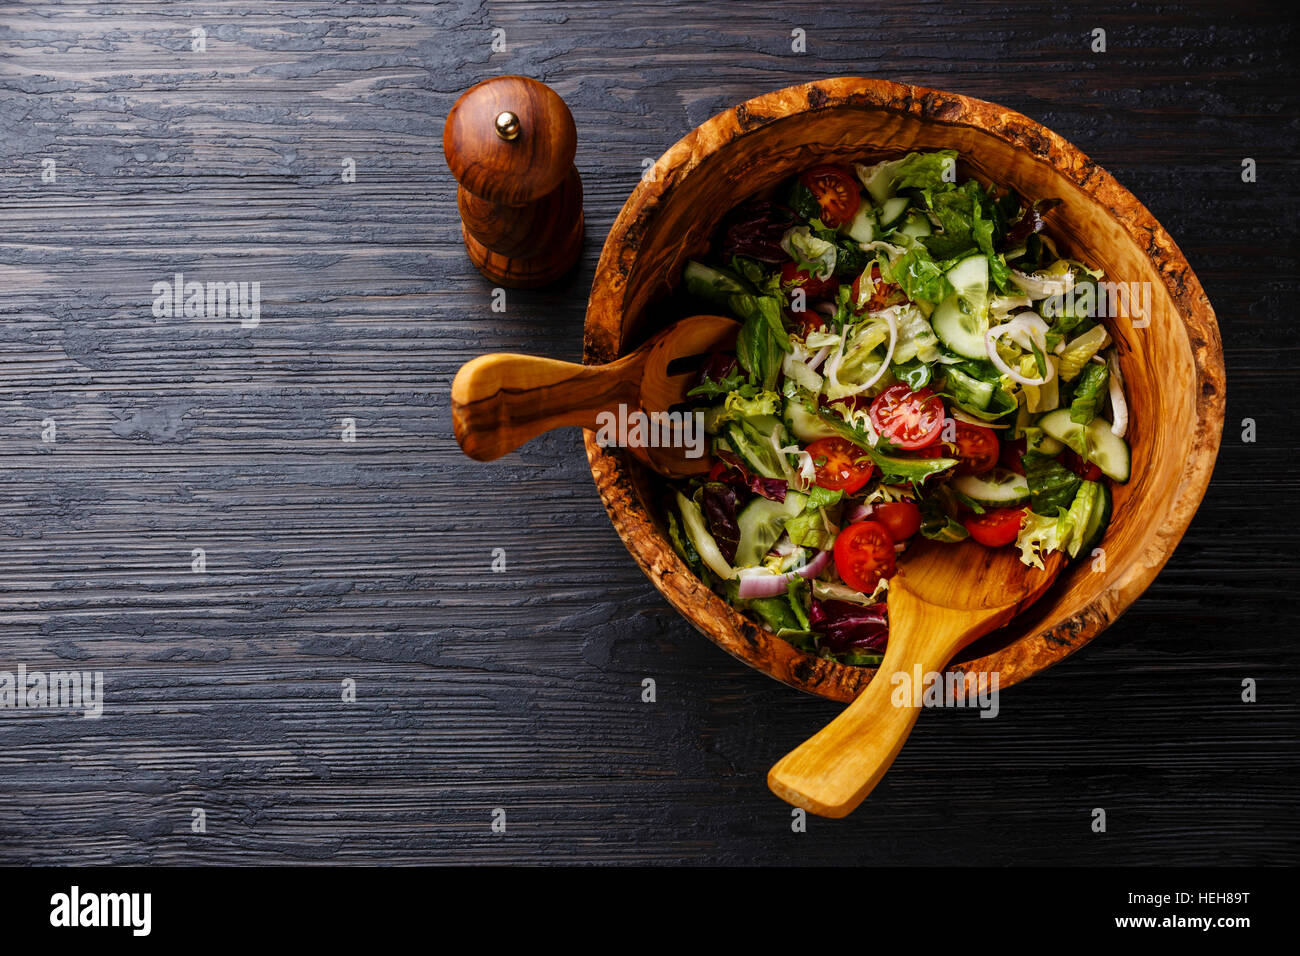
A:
443;76;584;288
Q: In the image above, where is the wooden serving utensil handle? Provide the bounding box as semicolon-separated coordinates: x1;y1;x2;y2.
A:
450;352;640;462
767;596;1007;819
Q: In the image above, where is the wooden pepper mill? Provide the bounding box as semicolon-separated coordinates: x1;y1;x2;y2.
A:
443;76;584;288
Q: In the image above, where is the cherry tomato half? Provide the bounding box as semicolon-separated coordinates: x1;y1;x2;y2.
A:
789;307;825;338
871;501;922;542
806;436;875;494
1061;448;1103;481
962;507;1027;548
849;264;905;313
780;261;837;299
799;164;861;229
869;384;946;450
833;520;897;593
952;421;1000;476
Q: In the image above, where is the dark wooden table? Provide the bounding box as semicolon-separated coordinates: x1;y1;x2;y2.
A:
1;1;1295;866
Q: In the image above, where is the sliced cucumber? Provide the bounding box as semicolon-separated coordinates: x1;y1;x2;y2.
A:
734;492;807;568
846;204;877;243
701;404;728;435
896;210;932;239
683;260;750;308
932;293;988;360
1023;426;1064;456
1085;421;1130;483
950;468;1031;507
1038;409;1078;446
784;398;840;443
862;161;898;204
1078;482;1112;553
945;253;989;300
1038;409;1131;482
878;196;910;227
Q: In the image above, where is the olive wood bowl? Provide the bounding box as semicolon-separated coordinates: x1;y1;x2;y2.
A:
582;77;1224;702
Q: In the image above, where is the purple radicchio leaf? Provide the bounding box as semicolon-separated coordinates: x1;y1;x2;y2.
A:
720;201;797;264
1001;197;1062;251
690;351;741;397
713;450;787;503
810;598;889;653
700;482;741;563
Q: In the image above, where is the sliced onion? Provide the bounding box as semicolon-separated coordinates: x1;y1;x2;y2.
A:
782;350;823;392
845;502;873;524
1107;351;1128;438
771;534;795;557
823;309;900;400
807;345;832;372
736;569;789;600
990;294;1032;319
986;315;1054;387
789;549;831;580
735;551;830;598
1006;312;1049;352
779;440;816;490
855;307;898;391
813;300;837;316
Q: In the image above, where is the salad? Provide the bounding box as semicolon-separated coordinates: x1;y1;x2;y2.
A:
664;151;1130;667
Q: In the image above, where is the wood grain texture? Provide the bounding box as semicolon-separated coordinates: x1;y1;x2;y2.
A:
0;0;1296;866
585;74;1227;706
769;544;1066;818
452;312;733;474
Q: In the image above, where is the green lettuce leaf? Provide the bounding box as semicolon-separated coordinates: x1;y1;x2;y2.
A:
886;149;960;197
723;388;782;420
1069;361;1109;425
1058;324;1111;382
891;306;941;365
921;180;986;259
1023;453;1081;514
880;245;952;305
918;497;970;542
785;178;823;221
1015;508;1075;570
891;356;932;390
734;295;791;391
781;226;837;279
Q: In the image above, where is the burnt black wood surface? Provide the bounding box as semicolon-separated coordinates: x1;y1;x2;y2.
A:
0;0;1296;866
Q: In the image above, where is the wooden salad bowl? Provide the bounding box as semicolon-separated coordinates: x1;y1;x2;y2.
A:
582;77;1225;702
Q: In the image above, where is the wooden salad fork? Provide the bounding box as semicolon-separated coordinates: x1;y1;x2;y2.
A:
451;313;738;477
768;538;1066;818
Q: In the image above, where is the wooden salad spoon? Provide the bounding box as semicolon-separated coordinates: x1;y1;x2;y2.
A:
451;313;738;477
768;538;1067;818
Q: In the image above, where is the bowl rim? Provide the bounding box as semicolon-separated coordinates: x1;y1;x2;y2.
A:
582;77;1226;702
